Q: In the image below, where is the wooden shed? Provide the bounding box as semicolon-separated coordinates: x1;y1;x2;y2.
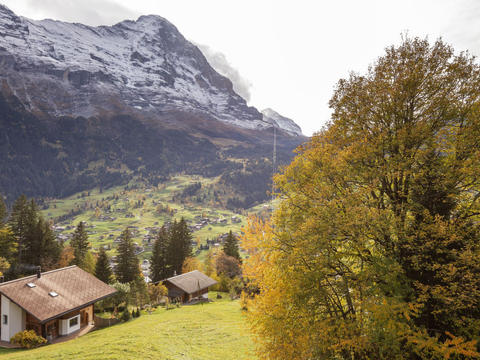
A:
164;270;217;303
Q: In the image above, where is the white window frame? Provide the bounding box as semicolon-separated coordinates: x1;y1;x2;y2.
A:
68;316;79;328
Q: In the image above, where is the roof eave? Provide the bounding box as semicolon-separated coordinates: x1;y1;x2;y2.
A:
0;291;43;323
39;290;118;324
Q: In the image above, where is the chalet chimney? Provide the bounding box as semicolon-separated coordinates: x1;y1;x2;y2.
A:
36;266;41;279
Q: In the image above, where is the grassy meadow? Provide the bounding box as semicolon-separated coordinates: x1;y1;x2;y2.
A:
0;294;256;360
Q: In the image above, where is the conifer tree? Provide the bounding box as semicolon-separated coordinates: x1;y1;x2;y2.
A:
9;195;30;264
0;195;7;226
37;217;62;271
0;195;16;268
70;221;90;269
95;247;113;283
8;196;60;269
223;230;241;261
150;226;169;282
166;218;192;276
115;228;140;283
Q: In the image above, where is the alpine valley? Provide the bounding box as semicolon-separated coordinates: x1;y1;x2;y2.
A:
0;4;305;207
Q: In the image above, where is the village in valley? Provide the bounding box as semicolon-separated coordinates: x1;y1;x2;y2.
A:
41;175;264;282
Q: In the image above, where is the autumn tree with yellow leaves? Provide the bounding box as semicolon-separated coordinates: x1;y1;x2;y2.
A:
242;37;480;359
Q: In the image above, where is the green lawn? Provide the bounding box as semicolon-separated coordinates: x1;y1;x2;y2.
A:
0;295;256;360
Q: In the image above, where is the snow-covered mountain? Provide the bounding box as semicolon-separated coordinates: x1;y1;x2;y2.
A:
0;4;301;135
262;108;302;136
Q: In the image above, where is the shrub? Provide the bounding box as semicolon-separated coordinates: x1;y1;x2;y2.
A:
10;330;47;349
229;286;238;300
121;308;131;322
136;308;141;317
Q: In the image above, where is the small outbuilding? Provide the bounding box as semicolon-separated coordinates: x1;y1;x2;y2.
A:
0;265;116;343
164;270;217;303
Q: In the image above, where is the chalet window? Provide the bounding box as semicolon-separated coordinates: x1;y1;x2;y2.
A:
2;315;7;325
69;316;78;328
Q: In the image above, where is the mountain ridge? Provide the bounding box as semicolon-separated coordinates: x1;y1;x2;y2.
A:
0;4;306;206
0;4;302;135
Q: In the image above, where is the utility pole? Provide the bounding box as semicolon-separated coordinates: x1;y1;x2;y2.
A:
272;125;277;206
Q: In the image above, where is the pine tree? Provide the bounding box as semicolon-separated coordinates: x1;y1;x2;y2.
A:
8;197;59;268
0;195;7;226
150;226;169;282
95;247;113;283
37;217;61;271
223;230;241;261
9;195;30;264
166;218;192;276
115;228;140;283
70;222;90;269
0;195;17;268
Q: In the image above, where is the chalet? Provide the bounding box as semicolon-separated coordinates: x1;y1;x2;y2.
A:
0;266;116;343
164;270;217;303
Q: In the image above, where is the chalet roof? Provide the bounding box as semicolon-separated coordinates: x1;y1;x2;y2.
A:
0;266;116;323
165;270;217;294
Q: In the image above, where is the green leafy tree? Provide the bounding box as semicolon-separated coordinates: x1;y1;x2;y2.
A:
150;226;169;282
148;283;167;305
0;257;10;276
95;247;114;283
70;222;90;269
223;230;241;261
115;228;140;283
111;282;131;308
130;275;148;307
0;227;17;268
215;252;241;278
243;36;480;359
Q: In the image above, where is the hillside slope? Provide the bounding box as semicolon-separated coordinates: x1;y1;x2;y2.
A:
0;297;255;360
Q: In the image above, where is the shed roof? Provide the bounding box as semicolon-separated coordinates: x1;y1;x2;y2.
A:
165;270;217;294
0;266;116;323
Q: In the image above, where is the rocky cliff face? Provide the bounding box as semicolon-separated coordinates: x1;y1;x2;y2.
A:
262;108;302;136
0;4;301;134
0;4;306;204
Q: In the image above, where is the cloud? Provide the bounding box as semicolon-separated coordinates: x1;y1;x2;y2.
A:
21;0;139;26
196;43;252;102
444;0;480;56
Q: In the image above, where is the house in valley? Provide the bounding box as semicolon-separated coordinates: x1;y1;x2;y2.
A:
0;266;116;343
164;270;217;303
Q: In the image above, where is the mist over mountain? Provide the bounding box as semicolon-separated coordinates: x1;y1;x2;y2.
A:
0;4;305;205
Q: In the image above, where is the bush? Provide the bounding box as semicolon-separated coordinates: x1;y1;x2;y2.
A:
10;330;47;349
121;308;131;322
136;308;141;317
229;286;238;300
131;309;136;318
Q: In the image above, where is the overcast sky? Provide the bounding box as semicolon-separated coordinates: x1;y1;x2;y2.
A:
2;0;479;135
